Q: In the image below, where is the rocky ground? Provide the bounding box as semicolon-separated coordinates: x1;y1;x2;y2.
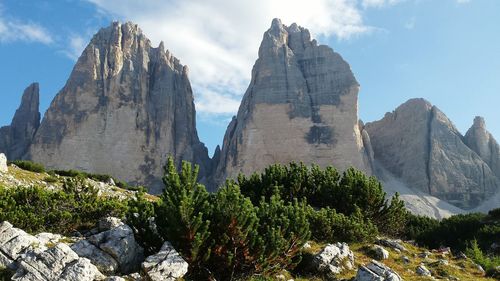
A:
1;218;495;281
0;160;157;202
0;156;497;280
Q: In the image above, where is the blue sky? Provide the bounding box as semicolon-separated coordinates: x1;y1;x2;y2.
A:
0;0;499;155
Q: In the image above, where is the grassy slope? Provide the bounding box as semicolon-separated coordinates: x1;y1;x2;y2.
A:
245;241;495;281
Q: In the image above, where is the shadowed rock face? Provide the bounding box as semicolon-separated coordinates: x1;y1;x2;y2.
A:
214;19;373;186
0;83;40;160
366;99;499;209
28;22;211;193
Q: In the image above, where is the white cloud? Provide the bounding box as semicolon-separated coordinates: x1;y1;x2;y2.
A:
61;34;88;60
0;9;53;44
456;0;471;4
362;0;405;8
85;0;386;116
195;89;241;115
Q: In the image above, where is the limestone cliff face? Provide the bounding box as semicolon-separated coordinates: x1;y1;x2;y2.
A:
215;19;373;184
0;83;40;160
28;22;211;192
465;116;500;179
365;99;499;209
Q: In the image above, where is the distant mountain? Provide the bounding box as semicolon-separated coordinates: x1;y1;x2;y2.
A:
0;83;40;160
28;22;211;193
214;19;373;185
0;20;498;215
365;99;499;210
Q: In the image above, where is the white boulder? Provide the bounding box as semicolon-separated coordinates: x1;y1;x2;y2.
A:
312;242;355;274
142;241;188;281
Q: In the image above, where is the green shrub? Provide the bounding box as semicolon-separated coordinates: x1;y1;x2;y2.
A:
237;163;407;236
126;189;162;256
208;182;259;279
309;207;377;243
254;192;311;274
404;214;440;241
465;239;500;275
10;160;45;173
155;158;212;267
43;176;58;183
0;179;128;234
52;169;86;178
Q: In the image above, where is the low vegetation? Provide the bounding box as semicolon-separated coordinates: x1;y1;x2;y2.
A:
1;158;498;280
9;160;45;173
0;177;127;234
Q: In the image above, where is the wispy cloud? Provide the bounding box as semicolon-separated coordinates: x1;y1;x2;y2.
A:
0;15;53;44
362;0;405;8
456;0;471;4
84;0;403;117
60;33;88;60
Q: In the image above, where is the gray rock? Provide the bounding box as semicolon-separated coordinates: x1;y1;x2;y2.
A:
475;263;485;274
98;217;124;232
376;239;407;252
372;245;389;260
418;251;432;259
105;277;126;281
12;243;104;281
366;99;499;209
0;83;40;160
142;241;188;281
81;224;143;274
402;256;410;264
71;240;119;275
312;242;354;274
215;18;373;186
0;153;7;173
0;221;38;269
27;21;212;193
416;265;432;276
34;232;64;248
465;116;500;179
355;260;402;281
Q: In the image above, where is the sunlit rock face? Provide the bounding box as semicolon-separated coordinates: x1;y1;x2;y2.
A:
214;19;373;186
366;99;499;209
28;22;211;193
465;116;500;179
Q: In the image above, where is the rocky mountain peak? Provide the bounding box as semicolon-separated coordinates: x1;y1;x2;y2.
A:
0;83;40;160
472;116;486;129
28;21;211;193
214;19;372;184
366;99;499;209
465;116;500;179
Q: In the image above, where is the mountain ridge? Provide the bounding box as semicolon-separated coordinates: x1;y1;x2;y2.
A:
0;20;499;215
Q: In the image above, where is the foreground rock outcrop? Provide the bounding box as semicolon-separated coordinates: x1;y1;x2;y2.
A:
12;243;104;281
311;243;355;275
27;22;211;193
214;19;373;184
71;218;143;275
0;219;189;280
141;242;188;281
0;83;40;160
366;99;499;209
0;153;7;173
355;260;402;281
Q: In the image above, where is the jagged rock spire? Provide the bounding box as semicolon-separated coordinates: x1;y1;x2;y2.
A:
0;83;40;160
214;19;372;185
28;22;211;193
